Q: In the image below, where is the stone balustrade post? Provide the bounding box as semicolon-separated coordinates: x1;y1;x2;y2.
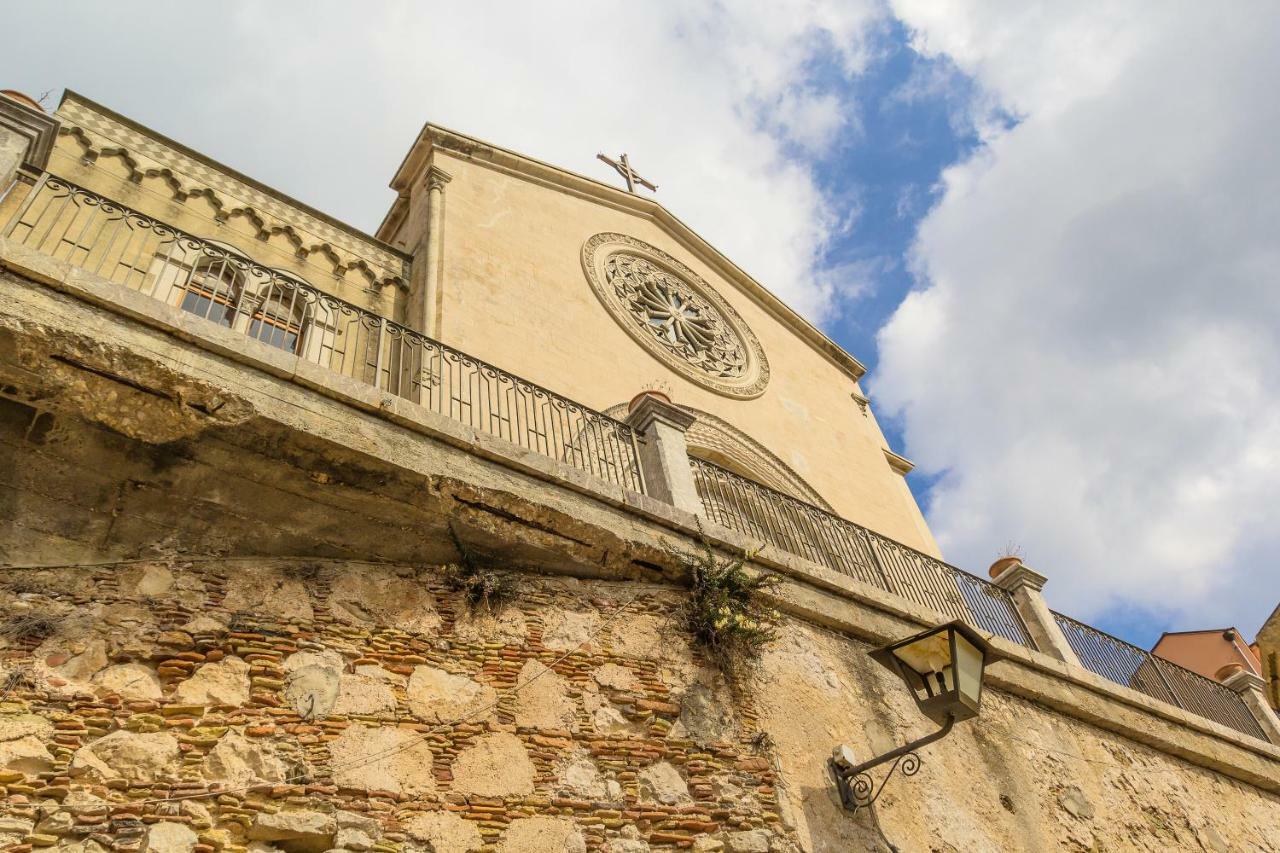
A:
991;562;1081;665
624;394;701;514
0;91;59;193
1222;670;1280;745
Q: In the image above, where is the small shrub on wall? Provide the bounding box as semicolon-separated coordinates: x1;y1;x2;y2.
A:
679;535;780;671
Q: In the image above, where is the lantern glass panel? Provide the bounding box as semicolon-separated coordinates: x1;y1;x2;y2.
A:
892;630;955;701
953;631;984;707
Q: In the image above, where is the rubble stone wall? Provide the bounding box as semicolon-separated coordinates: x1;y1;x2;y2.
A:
2;559;1278;853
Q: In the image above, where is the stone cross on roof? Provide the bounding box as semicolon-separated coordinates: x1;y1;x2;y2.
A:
597;153;657;194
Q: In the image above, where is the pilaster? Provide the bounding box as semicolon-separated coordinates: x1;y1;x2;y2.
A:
1223;670;1280;745
419;164;452;337
625;394;701;515
992;562;1081;665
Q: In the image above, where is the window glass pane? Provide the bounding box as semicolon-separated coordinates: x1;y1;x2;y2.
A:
180;290;232;326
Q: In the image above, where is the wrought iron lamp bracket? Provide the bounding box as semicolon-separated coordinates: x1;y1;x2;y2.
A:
829;714;955;814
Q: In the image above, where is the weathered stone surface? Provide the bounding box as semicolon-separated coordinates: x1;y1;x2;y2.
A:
248;809;336;852
283;649;345;718
638;761;691;805
514;659;576;729
91;662;162;700
451;732;535;797
593;662;638;691
406;665;495;724
329;723;435;795
559;752;620;800
541;608;599;651
333;672;396;716
49;638;108;683
222;567;313;622
498;816;586;853
722;829;771;853
172;656;251;706
452;604;527;644
403;811;484;853
0;713;54;773
146;822;198;853
119;562;174;597
335;810;381;851
71;730;180;783
675;681;736;746
202;728;287;786
328;570;440;634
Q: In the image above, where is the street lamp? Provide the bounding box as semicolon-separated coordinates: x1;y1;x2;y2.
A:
829;620;1000;814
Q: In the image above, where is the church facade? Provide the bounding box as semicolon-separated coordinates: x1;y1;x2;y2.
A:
0;89;1278;852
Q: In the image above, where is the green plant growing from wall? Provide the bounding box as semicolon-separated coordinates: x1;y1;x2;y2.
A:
444;524;514;612
679;532;780;671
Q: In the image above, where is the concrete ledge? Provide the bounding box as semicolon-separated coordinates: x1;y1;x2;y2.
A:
1;242;1277;794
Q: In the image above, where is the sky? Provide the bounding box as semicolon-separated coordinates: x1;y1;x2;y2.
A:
4;2;1278;647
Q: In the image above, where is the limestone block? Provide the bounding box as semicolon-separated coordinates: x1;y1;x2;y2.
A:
452;604;528;644
50;638;109;683
202;729;288;786
723;829;772;853
146;822;198;853
120;563;174;597
402;811;484;853
593;662;638;691
283;650;343;719
92;663;162;701
638;761;691;805
71;730;180;783
222;567;313;622
333;672;396;716
0;816;34;845
172;656;251;706
335;810;381;851
497;816;586;853
248;809;336;852
541;608;600;651
328;570;440;634
451;733;535;797
407;665;496;724
0;713;54;774
559;753;620;800
514;660;576;729
328;723;435;795
675;681;736;746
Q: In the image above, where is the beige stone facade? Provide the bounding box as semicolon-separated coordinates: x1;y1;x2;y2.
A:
1;88;1279;852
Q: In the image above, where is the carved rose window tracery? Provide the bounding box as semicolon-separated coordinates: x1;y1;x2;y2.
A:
582;234;769;398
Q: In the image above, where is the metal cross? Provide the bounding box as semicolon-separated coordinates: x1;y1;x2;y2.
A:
597;153;657;193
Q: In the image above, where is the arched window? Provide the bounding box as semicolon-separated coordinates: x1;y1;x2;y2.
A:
180;249;244;327
248;285;308;354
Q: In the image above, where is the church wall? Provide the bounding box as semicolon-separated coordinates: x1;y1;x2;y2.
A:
428;150;938;556
1;559;1276;853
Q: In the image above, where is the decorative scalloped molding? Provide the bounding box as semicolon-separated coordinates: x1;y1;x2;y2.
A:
583;233;769;399
55;99;407;289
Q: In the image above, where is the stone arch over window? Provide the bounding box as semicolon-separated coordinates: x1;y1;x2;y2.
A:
605;403;832;511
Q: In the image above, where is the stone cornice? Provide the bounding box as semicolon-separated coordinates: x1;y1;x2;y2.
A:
379;123;867;383
883;447;914;476
0;94;60;169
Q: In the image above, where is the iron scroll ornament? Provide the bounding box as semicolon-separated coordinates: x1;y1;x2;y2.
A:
828;713;954;815
581;234;769;399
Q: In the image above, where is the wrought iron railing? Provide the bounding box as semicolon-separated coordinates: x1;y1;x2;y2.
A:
690;456;1034;648
3;173;644;493
1053;611;1266;740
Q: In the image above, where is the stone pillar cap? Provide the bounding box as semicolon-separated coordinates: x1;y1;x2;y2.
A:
625;393;696;433
1221;669;1267;694
991;562;1048;592
0;91;60;170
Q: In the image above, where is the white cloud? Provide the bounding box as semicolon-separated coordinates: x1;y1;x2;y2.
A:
878;2;1280;634
2;0;883;320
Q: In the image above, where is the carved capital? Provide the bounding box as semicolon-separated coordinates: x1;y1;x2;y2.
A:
425;165;453;193
1222;670;1267;695
0;94;60;170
